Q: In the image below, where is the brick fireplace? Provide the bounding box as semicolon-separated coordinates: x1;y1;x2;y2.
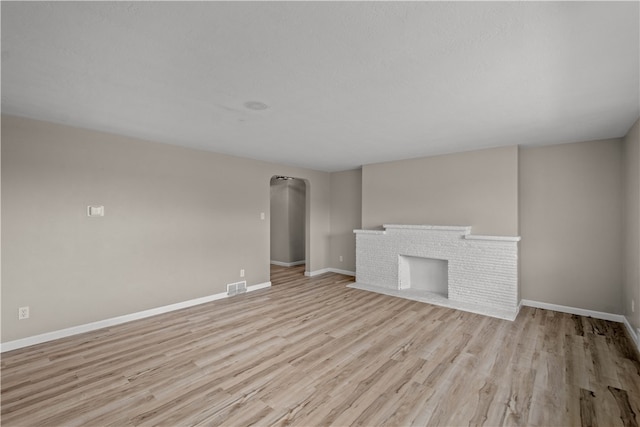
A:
350;225;521;320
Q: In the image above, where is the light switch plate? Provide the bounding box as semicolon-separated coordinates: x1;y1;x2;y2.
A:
87;206;104;217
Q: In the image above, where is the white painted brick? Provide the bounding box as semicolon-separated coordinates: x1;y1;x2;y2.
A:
354;225;520;319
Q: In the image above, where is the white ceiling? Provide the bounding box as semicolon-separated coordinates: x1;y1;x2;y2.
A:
2;1;639;172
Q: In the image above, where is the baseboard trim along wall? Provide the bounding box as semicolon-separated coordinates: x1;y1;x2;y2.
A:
622;317;640;353
5;289;635;354
0;281;272;353
305;268;356;277
521;299;640;352
270;260;306;267
520;299;624;322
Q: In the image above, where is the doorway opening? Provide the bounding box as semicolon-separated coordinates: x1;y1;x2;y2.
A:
270;176;308;284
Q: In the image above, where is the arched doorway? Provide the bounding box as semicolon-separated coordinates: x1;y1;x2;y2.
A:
269;176;307;283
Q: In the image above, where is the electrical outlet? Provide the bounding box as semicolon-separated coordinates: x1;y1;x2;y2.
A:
18;306;29;320
339;255;343;262
240;269;245;278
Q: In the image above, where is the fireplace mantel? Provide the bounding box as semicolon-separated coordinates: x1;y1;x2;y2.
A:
350;224;521;320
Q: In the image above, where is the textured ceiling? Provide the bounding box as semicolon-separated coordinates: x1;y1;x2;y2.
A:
2;1;639;172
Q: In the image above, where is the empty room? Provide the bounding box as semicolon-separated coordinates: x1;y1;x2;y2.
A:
2;1;640;426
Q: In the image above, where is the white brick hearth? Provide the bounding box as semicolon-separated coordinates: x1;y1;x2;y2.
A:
350;225;521;320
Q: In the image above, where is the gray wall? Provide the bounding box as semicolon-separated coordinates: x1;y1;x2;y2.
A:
362;146;519;236
519;139;623;314
288;179;306;262
4;114;638;343
360;138;630;316
329;169;362;272
270;178;306;263
270;179;290;262
1;115;330;342
623;119;640;331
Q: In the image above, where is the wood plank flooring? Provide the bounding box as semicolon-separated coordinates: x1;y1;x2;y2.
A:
2;264;639;426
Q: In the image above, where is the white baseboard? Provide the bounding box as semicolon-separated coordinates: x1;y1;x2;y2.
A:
521;299;640;352
305;268;328;277
328;268;356;276
247;282;271;292
0;281;271;353
521;299;625;323
622;316;640;353
305;268;355;277
270;260;306;267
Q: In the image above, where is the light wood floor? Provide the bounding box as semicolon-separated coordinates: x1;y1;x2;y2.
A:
2;265;639;426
